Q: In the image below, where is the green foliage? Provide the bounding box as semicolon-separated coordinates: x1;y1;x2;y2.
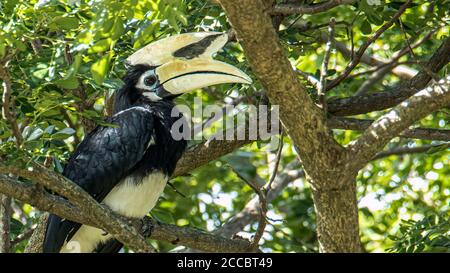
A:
0;0;449;253
388;213;450;253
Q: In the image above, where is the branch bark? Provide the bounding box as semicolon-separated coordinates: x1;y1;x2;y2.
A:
1;57;22;253
0;175;252;252
372;143;449;161
328;37;450;116
348;76;450;171
327;117;450;141
271;0;357;15
0;163;154;253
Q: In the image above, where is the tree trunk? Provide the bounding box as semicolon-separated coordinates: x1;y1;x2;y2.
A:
310;177;362;252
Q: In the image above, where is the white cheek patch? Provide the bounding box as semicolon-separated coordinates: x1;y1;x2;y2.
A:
143;92;162;101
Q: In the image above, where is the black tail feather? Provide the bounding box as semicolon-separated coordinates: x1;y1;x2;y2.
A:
95;239;123;253
43;214;80;253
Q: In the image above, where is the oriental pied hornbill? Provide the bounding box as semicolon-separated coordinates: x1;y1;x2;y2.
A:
43;32;252;253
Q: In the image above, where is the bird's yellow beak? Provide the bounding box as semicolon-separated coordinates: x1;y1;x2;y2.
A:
126;32;252;95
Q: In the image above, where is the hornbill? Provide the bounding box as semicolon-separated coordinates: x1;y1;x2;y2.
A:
43;32;252;253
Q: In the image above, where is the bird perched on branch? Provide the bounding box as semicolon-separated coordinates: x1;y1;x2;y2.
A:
43;32;252;253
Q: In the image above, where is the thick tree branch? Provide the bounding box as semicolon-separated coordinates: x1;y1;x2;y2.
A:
0;194;11;252
271;0;357;15
0;163;154;253
0;175;252;252
348;77;450;171
173;138;253;178
327;117;450;141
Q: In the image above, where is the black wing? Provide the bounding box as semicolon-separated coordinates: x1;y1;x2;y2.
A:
43;107;154;252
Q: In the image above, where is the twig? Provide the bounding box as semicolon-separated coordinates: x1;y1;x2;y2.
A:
326;0;412;91
317;32;417;80
0;64;23;147
265;131;284;192
11;228;35;247
398;18;416;59
167;182;186;198
372;143;449;161
352;31;436;96
318;18;336;112
216;161;303;238
228;165;267;251
295;68;320;88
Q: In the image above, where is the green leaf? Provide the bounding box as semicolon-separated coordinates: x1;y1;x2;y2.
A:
32;68;49;80
55;77;79;90
67;54;82;79
91;53;113;85
9;218;24;237
0;42;5;58
27;128;44;141
52;127;76;139
176;12;188;26
88;38;113;54
111;18;125;40
51;16;79;31
361;20;372;35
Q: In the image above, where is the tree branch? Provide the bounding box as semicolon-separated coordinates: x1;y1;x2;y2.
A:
327;117;450;141
271;0;357;15
216;161;303;238
0;58;21;253
371;143;449;161
348;76;450;171
0;63;22;146
318;18;336;112
317;32;417;80
354;29;437;96
0;175;252;252
328;36;450;116
0;163;154;253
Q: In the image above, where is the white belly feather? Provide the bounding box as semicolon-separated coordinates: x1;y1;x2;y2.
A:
60;172;168;253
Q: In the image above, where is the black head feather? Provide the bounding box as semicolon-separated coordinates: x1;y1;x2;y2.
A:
114;64;154;114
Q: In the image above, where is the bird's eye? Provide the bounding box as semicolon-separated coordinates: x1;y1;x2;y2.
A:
144;75;157;87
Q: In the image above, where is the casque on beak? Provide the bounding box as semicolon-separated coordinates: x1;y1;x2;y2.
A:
126;32;252;95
